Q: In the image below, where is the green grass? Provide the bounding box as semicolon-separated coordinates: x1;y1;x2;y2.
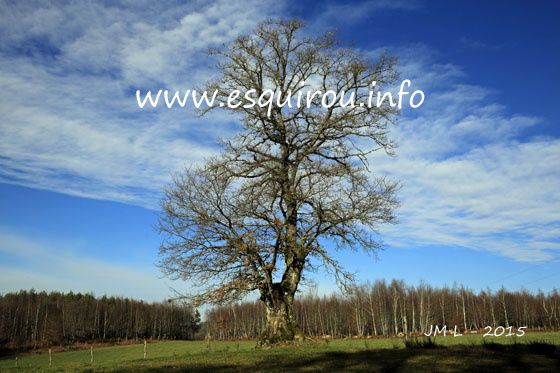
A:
1;332;559;372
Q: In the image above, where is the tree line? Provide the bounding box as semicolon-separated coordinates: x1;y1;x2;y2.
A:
205;280;560;339
3;281;558;350
0;290;200;352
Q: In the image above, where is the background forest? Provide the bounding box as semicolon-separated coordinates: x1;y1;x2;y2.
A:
2;280;559;352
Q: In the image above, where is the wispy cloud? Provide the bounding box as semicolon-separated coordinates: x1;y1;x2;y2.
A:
0;0;279;208
458;36;508;51
304;0;421;33
369;47;560;262
0;228;172;300
0;2;558;264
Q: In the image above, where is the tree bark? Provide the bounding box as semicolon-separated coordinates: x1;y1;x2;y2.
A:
257;284;303;346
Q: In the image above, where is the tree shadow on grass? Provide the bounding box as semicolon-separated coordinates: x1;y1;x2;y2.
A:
123;342;560;373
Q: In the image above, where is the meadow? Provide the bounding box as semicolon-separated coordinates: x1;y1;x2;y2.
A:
1;332;559;372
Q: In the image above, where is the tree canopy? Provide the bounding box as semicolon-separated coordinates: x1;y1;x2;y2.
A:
158;19;399;345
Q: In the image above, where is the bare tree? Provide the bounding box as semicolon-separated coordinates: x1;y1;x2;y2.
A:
158;19;399;345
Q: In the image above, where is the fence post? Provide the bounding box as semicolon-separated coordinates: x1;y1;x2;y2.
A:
49;348;52;367
143;340;147;359
90;345;94;364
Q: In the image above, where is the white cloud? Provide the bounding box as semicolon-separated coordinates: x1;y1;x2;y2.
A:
0;2;558;264
0;229;172;301
378;140;560;262
307;0;421;31
368;49;560;262
0;0;279;208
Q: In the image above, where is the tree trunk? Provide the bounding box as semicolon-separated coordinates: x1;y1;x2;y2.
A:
257;284;303;346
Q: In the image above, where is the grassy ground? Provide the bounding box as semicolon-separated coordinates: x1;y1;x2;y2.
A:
1;332;559;372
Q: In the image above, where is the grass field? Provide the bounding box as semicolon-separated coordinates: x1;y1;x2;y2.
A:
1;332;559;372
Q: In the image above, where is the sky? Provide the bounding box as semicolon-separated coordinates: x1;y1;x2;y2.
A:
0;0;559;301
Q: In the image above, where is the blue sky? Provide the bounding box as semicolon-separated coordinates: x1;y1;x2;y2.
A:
0;0;559;301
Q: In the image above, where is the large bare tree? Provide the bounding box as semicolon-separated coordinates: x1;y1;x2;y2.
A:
158;19;399;345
